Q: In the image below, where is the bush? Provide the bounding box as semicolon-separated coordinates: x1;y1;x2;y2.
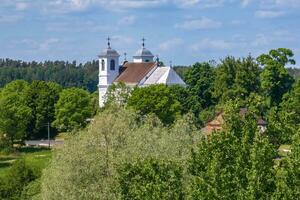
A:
41;108;199;199
118;159;184;200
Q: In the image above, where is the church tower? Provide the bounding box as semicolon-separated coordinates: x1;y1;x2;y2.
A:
98;37;120;107
133;38;154;63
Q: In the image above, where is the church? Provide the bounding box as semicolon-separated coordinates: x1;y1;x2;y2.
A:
98;38;186;107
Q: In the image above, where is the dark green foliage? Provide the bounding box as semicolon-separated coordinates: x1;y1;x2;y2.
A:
0;159;35;199
118;159;184;200
258;48;295;106
213;56;261;103
127;84;181;124
0;59;98;92
184;62;216;116
25;81;62;139
52;88;93;132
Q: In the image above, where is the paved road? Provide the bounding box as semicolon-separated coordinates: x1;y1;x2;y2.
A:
25;140;64;148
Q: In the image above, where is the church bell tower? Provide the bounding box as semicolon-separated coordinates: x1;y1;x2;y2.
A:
98;37;120;107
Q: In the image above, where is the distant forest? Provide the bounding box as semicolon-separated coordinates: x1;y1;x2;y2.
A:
0;58;299;92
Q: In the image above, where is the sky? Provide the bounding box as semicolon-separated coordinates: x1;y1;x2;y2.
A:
0;0;299;66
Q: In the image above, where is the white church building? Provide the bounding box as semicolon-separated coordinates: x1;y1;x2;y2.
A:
98;38;186;107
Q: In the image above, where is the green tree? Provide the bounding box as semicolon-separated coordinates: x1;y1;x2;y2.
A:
0;159;35;199
189;106;276;199
118;159;184;200
52;88;93;132
213;56;260;103
41;108;199;200
127;84;181;124
257;48;295;106
0;80;31;146
26;81;62;139
105;82;131;108
184;62;215;116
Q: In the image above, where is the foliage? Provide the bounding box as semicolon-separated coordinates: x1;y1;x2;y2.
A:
127;84;182;124
212;56;261;103
25;81;62;139
258;48;295;106
0;159;35;199
118;159;184;200
189;107;276;200
105;82;131;108
183;62;216;116
0;59;99;92
52;88;93;132
41;108;199;200
0;80;32;146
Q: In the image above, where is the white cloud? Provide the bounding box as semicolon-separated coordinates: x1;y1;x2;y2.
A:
159;38;183;51
255;10;284;18
252;34;270;46
241;0;251;7
191;38;232;51
15;2;29;11
118;15;136;26
175;17;222;30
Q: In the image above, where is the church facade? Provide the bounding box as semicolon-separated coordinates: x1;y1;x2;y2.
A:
98;39;186;107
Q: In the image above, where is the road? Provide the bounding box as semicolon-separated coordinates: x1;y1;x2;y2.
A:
25;140;64;148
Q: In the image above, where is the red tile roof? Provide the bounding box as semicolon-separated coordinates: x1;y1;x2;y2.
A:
114;62;156;85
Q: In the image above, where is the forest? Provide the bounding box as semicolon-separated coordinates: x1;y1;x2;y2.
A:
0;48;299;199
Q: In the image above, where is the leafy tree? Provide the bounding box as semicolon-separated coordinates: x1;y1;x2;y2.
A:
257;48;295;106
184;62;215;116
272;128;300;199
127;84;181;124
213;56;260;103
52;88;93;132
0;159;35;199
26;81;62;139
189;106;276;199
41;108;199;199
118;159;184;200
0;80;31;146
105;82;131;108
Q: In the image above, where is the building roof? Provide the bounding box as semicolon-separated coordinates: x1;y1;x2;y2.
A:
114;62;156;85
133;47;154;58
143;67;186;86
98;47;120;57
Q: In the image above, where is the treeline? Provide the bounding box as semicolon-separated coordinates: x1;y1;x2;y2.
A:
0;80;98;150
0;59;99;92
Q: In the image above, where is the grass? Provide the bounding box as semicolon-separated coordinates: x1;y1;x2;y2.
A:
0;147;52;178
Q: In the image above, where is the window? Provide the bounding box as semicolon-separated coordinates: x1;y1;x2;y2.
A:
110;59;115;70
101;60;105;71
145;59;149;62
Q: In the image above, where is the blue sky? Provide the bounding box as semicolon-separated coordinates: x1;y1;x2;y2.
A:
0;0;299;66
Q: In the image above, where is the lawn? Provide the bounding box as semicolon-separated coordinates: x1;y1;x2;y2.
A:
0;147;52;178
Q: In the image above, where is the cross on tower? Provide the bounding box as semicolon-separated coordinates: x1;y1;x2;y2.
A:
124;52;127;61
142;37;146;48
107;36;111;48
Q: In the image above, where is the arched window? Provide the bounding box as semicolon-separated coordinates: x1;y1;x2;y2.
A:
145;59;149;62
101;59;105;71
110;59;115;70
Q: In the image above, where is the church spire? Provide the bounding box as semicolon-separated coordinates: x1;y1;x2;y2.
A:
142;37;145;48
107;36;111;48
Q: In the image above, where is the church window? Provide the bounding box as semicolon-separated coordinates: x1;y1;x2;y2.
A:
145;59;149;62
110;59;115;70
101;59;105;71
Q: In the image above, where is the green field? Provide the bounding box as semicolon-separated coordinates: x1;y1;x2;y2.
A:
0;147;52;178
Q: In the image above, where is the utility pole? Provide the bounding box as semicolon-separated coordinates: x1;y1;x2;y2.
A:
47;122;51;148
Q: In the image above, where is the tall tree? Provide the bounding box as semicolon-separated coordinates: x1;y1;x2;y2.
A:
52;88;93;132
26;81;62;139
0;80;31;146
257;48;295;106
127;84;181;124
